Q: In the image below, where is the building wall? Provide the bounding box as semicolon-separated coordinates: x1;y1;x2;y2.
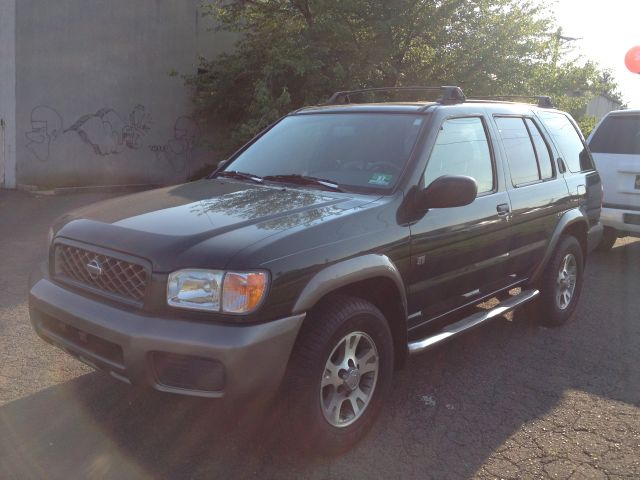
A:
14;0;235;188
0;0;17;188
586;95;622;121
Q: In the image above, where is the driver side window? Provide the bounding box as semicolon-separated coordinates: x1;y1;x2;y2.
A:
423;117;494;194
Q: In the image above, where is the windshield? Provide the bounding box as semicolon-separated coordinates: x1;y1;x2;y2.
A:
221;113;425;192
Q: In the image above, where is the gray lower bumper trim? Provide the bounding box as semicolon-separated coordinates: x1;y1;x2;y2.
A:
29;279;305;399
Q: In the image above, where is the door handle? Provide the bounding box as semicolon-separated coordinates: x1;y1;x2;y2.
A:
496;203;512;220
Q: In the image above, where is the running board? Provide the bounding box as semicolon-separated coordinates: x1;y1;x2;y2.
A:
408;289;539;355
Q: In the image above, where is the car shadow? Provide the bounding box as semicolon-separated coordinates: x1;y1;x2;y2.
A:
1;240;638;479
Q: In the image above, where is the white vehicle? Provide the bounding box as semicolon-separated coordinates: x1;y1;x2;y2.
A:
587;110;640;250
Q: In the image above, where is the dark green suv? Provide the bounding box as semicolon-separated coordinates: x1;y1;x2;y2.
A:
29;87;602;453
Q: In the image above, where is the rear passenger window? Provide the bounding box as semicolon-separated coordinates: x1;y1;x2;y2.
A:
495;117;540;186
423;117;494;194
525;118;554;179
589;115;640;155
538;111;594;172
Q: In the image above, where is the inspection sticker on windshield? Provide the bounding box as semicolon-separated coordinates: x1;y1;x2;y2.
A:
369;173;393;186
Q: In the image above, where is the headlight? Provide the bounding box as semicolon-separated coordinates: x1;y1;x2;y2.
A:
167;269;223;311
167;269;268;314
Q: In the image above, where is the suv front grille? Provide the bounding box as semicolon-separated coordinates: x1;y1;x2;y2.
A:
54;244;148;303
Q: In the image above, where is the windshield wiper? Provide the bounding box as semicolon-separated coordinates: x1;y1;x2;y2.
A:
216;170;264;184
262;174;343;192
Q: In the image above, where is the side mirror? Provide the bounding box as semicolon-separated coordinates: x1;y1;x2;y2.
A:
418;175;478;209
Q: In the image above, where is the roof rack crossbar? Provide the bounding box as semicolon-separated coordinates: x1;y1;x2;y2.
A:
467;95;555;109
326;86;466;106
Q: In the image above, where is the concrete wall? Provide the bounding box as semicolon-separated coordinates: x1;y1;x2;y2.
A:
14;0;236;188
0;0;17;188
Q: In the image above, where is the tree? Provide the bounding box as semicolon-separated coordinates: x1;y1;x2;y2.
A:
187;0;621;152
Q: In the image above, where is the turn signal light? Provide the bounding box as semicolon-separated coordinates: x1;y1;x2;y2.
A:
222;272;268;313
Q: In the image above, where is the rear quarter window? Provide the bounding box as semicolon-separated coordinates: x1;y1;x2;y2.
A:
538;111;594;172
589;115;640;155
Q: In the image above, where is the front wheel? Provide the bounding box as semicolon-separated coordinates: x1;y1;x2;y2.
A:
282;295;393;455
531;235;584;327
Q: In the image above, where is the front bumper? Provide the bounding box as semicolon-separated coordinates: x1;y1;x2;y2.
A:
600;207;640;235
29;277;305;400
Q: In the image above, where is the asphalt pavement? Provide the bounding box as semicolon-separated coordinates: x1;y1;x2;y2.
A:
0;189;639;479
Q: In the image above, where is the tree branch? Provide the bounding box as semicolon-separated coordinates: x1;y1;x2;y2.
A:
289;0;314;27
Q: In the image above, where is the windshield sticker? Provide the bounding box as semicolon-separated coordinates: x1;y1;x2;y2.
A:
368;173;393;186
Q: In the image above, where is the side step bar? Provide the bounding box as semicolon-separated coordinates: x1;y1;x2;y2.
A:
408;289;539;355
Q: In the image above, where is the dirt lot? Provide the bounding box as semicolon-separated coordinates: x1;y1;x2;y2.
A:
1;189;639;479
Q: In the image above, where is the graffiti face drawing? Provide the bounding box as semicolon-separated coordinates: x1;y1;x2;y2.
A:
167;116;198;173
25;106;63;161
150;116;199;174
169;116;198;155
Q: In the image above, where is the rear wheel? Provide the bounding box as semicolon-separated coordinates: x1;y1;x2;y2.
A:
282;295;393;455
596;226;617;251
530;235;584;327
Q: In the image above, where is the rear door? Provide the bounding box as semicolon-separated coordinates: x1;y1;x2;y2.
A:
587;112;640;212
490;114;571;276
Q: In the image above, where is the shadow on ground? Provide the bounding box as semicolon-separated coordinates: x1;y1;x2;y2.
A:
2;242;639;479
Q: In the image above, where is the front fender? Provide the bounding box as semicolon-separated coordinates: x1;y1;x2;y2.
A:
292;254;407;316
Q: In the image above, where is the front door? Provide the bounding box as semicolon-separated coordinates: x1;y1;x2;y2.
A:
408;116;514;329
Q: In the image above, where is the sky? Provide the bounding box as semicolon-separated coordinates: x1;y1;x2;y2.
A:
552;0;640;108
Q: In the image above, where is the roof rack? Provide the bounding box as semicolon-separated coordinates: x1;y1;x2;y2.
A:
326;86;466;106
467;95;555;109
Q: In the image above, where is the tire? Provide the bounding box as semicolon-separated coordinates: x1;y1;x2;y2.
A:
596;226;617;252
281;294;394;455
531;235;584;327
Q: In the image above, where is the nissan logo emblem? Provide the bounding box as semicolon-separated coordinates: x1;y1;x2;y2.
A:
86;259;103;279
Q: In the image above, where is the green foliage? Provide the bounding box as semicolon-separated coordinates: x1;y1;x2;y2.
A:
577;115;598;138
187;0;622;153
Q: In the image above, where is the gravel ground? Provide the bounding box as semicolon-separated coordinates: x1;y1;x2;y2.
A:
1;189;639;479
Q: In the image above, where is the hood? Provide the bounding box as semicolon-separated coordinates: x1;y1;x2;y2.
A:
54;179;376;271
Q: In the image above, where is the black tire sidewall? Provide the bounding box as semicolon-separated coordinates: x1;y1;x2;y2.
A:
284;296;394;455
538;235;584;326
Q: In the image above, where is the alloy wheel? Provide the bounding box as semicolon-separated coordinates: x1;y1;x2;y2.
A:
556;253;577;310
320;331;379;428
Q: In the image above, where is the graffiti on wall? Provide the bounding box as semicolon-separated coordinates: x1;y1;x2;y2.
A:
25;106;63;162
148;116;198;173
65;105;151;156
25;104;152;161
24;106;203;179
